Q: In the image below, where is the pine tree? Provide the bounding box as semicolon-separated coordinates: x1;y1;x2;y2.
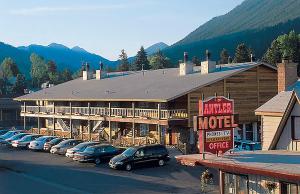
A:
220;49;229;64
132;46;149;71
149;50;170;70
234;43;251;63
30;53;48;88
0;57;19;78
12;74;26;95
118;49;130;71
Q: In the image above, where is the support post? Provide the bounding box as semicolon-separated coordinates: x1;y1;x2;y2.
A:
23;102;26;131
108;102;112;143
253;122;258;142
242;124;246;141
53;102;56;136
37;104;40;134
69;102;73;139
88;102;91;141
0;109;3;121
157;124;161;144
132;102;135;145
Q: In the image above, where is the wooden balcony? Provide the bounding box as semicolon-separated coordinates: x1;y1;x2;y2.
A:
21;105;188;120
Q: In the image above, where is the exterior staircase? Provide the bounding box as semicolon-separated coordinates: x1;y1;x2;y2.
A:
92;121;103;132
57;118;70;132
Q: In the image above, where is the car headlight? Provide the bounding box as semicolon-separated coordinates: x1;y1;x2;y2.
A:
115;161;123;165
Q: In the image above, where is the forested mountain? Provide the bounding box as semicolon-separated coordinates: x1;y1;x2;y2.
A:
176;0;300;46
163;18;300;63
145;42;169;55
163;0;300;63
18;43;117;72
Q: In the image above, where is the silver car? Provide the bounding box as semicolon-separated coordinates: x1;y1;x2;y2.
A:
29;136;56;150
11;134;42;148
66;142;99;158
50;139;83;155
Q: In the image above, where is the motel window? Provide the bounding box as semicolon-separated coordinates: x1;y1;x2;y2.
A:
291;116;300;140
281;182;298;194
245;123;253;141
139;124;149;136
223;172;248;194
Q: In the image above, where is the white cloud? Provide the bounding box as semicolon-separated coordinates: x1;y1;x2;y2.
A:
9;4;127;16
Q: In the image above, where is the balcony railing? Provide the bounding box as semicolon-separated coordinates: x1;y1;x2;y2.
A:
21;105;187;120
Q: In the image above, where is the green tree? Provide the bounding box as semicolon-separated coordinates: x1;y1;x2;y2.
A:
12;74;26;95
192;56;201;66
47;60;57;73
60;69;73;82
118;49;130;71
234;43;251;63
47;60;59;84
220;49;229;64
132;46;149;71
263;31;300;65
0;57;19;78
30;53;48;88
149;50;170;70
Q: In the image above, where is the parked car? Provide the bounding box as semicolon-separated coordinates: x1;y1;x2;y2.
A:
109;144;170;171
11;134;43;148
44;137;67;152
234;140;262;151
5;133;31;145
28;136;57;150
66;141;99;158
73;144;123;164
50;139;83;155
0;129;10;136
0;131;22;143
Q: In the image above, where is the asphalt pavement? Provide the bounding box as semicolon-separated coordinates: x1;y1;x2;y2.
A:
0;146;218;194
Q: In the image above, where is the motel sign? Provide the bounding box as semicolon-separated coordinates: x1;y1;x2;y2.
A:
195;96;238;155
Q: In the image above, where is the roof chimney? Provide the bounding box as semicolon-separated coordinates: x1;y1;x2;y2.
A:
201;50;216;74
179;52;193;76
250;53;256;62
82;62;92;80
277;58;298;93
96;61;106;80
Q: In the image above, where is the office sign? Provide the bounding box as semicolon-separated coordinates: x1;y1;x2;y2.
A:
196;96;238;155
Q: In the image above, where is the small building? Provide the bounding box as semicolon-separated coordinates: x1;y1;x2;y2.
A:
14;53;278;152
176;59;300;193
0;98;22;128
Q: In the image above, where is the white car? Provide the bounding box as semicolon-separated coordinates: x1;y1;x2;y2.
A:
29;136;57;150
11;134;42;148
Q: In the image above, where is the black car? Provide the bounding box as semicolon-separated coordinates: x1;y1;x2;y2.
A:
109;144;170;171
73;144;123;165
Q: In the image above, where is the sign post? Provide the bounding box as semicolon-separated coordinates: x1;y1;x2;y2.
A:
196;96;238;158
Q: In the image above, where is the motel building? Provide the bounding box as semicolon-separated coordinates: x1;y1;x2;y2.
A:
15;52;278;152
176;59;300;193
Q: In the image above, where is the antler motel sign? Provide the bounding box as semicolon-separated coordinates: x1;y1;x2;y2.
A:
194;96;238;156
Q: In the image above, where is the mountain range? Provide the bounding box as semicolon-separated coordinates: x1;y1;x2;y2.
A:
0;41;168;77
164;0;300;62
1;0;300;77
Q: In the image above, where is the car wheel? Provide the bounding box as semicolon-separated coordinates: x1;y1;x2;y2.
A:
125;163;132;171
95;158;101;165
158;159;165;166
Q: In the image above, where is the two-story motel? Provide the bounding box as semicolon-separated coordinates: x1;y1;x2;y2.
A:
15;53;278;152
176;59;300;193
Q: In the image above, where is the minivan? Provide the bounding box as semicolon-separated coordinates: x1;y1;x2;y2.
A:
109;144;170;171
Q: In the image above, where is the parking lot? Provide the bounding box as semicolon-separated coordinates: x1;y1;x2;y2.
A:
0;145;218;194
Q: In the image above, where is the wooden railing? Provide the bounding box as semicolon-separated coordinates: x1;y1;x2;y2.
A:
21;106;187;120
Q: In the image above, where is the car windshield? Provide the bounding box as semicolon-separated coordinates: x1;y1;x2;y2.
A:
35;136;48;141
49;138;62;144
74;142;93;149
84;147;95;153
122;147;137;157
57;140;73;146
11;133;28;140
19;135;33;141
1;131;16;138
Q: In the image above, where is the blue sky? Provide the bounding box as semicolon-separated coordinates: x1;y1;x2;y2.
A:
0;0;244;60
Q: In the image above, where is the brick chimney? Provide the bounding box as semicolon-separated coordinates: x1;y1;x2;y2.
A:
179;52;193;76
201;50;216;74
96;61;106;80
277;59;298;92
